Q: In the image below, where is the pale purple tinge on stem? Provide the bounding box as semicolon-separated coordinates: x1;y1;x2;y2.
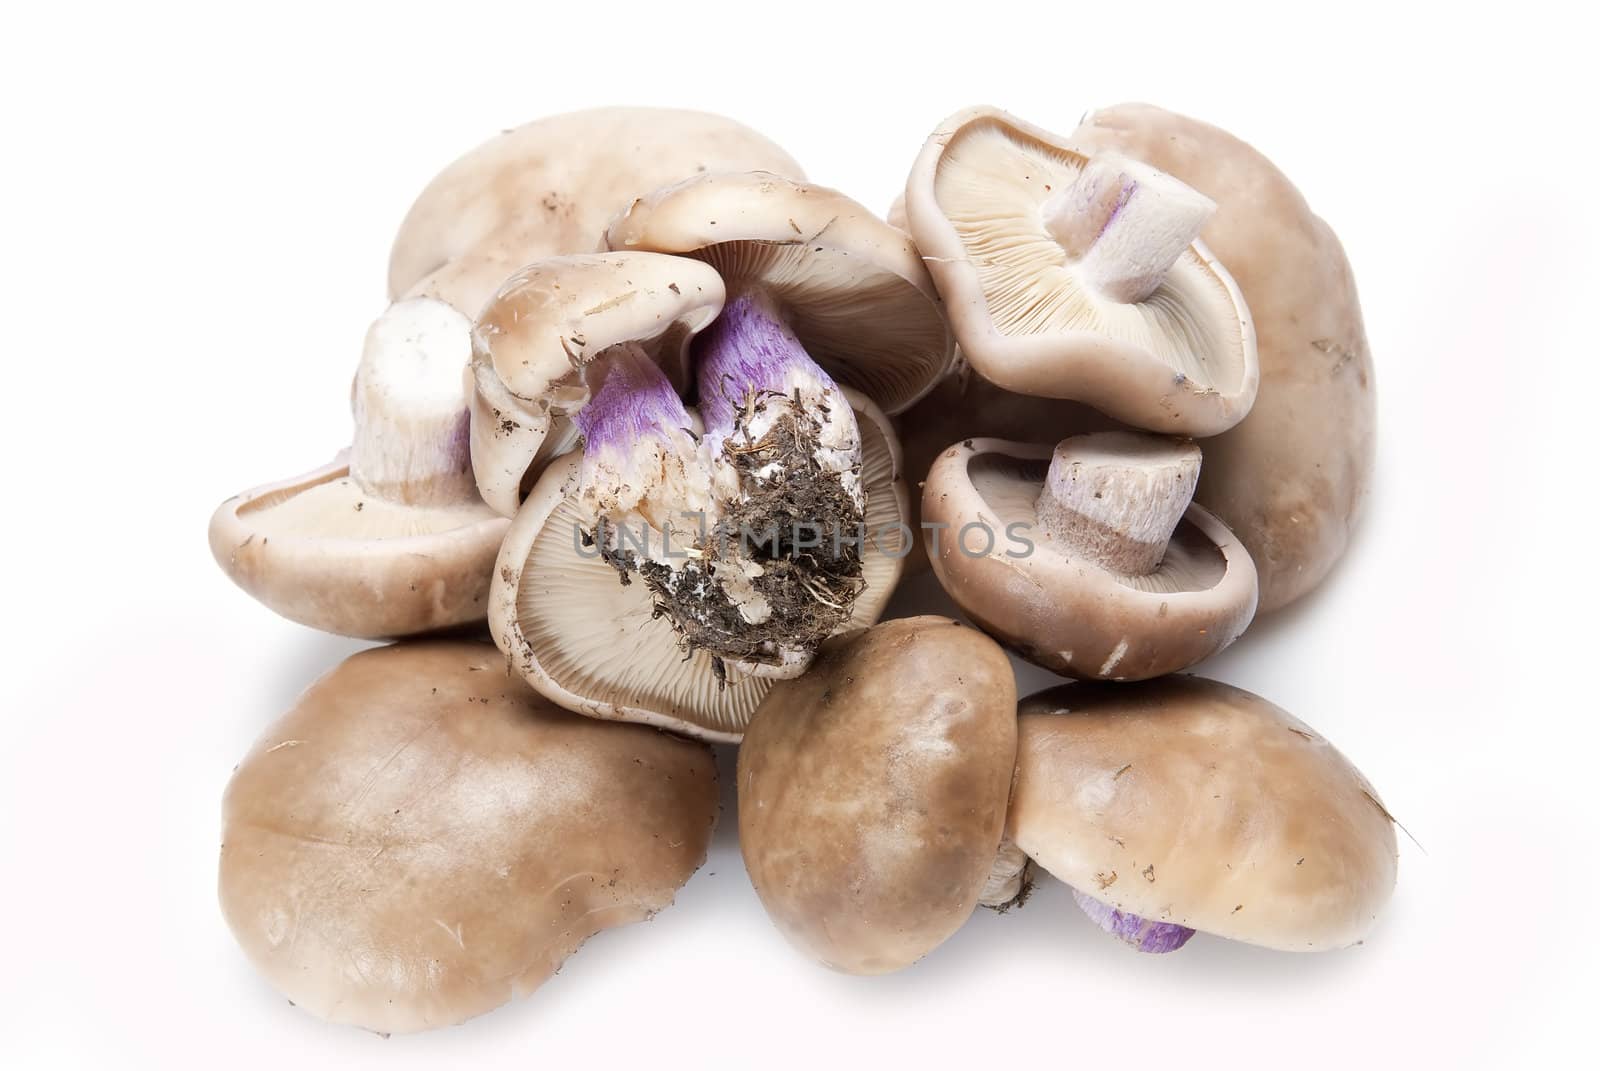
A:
572;342;715;536
1041;153;1216;305
1071;887;1196;954
694;289;864;507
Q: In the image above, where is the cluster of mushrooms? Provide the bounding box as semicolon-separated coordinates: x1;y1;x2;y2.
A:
210;103;1393;1034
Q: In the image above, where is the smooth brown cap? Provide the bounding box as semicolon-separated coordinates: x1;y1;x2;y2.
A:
1010;677;1398;950
388;107;804;308
904;106;1257;437
921;436;1256;679
606;171;953;415
219;641;718;1033
1071;103;1375;612
489;388;909;742
469;252;725;516
738;616;1017;973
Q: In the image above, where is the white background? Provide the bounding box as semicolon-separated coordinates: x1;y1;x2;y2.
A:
2;2;1595;1067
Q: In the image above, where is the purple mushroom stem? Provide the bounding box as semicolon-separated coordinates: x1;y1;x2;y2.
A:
693;289;860;471
571;341;710;537
573;341;693;458
1071;887;1196;954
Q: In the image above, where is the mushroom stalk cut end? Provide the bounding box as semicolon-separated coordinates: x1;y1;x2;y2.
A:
348;298;478;507
1042;153;1215;304
1036;431;1201;576
978;839;1031;909
1072;887;1196;954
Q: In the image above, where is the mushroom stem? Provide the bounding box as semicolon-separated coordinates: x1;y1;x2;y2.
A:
1071;888;1195;954
348;298;477;507
1035;432;1201;576
1042;153;1214;304
572;341;715;536
978;838;1031;909
695;289;864;503
685;288;869;678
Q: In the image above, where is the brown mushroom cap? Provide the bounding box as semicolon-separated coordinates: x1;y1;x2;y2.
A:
1070;103;1375;613
921;435;1256;679
904;106;1257;437
387;107;804;309
400;238;539;319
490;387;909;742
1010;677;1398;951
468;252;726;516
219;641;718;1033
738;616;1017;974
605;171;954;415
208;299;508;638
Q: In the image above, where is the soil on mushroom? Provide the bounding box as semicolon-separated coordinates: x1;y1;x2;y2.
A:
592;390;865;681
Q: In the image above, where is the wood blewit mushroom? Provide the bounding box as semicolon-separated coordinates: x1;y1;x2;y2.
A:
208;297;508;638
904;106;1257;437
987;677;1399;954
922;431;1257;681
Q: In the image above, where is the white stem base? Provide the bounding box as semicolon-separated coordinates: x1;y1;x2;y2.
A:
349;298;478;506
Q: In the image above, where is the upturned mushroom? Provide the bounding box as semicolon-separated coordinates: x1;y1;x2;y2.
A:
904;106;1257;437
208;298;508;637
989;677;1398;953
387;107;804;313
922;431;1256;680
1070;103;1375;612
489;385;910;741
467;251;727;516
219;641;718;1033
738;617;1017;973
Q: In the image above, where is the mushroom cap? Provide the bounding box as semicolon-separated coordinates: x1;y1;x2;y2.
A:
469;252;726;516
208;455;509;638
1010;677;1398;951
921;437;1257;679
885;192;907;232
904;106;1257;436
489;387;908;742
605;171;953;415
219;641;718;1033
738;616;1017;974
400;238;538;319
1071;104;1374;612
388;107;804;306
